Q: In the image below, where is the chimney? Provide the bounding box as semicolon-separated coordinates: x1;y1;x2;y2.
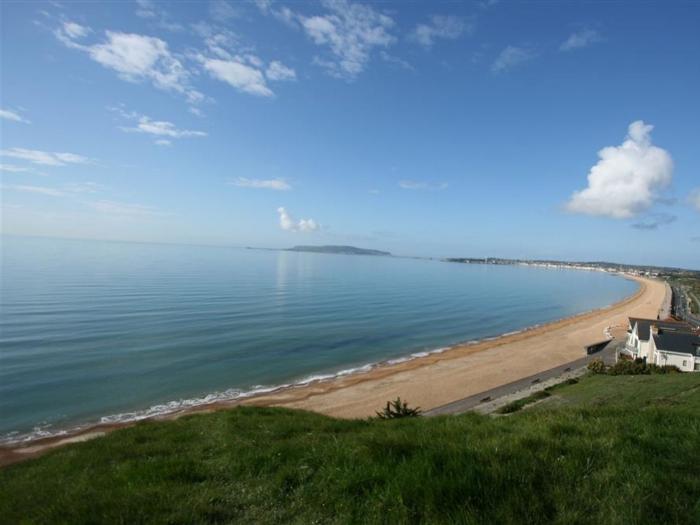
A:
651;324;659;336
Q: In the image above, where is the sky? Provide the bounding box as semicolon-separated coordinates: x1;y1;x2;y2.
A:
1;0;699;269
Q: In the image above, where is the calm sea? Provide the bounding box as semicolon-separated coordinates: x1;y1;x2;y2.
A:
0;237;638;442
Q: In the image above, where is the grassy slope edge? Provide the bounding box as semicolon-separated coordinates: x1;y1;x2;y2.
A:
1;374;699;524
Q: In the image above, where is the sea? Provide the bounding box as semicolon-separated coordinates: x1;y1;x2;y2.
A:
0;236;638;443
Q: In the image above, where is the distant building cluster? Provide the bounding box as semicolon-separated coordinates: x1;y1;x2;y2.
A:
622;318;700;372
444;257;699;280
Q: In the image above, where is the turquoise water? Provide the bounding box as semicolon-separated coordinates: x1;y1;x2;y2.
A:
0;237;638;442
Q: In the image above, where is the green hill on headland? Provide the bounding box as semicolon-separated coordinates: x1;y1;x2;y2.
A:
286;245;391;256
1;374;699;524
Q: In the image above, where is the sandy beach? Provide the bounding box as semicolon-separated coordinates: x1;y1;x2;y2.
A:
0;274;666;466
242;275;666;417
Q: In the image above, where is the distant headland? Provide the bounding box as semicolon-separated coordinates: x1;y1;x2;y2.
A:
287;245;391;256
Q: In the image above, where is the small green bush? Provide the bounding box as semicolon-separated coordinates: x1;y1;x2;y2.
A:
607;360;682;376
376;397;421;419
608;359;649;375
587;359;606;374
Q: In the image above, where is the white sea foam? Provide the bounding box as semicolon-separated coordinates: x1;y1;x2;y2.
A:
0;325;576;446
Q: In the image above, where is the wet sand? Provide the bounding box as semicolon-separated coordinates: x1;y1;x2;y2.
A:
0;275;666;466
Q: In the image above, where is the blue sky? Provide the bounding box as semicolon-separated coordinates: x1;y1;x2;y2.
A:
1;0;699;268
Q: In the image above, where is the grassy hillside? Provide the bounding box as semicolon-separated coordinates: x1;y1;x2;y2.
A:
1;374;699;524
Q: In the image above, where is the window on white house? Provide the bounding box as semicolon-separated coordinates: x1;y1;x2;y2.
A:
683;360;687;367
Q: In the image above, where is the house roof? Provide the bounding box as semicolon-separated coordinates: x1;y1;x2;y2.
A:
628;318;694;341
653;332;700;357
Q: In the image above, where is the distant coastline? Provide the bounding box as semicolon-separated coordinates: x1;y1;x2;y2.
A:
286;245;391;256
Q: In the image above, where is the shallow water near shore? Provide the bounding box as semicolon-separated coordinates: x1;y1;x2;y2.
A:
0;236;638;442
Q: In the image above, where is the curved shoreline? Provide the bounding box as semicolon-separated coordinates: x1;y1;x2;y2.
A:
0;274;664;466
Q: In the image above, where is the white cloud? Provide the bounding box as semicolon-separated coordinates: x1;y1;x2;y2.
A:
379;51;414;71
231;177;291;191
0;108;31;124
412;15;472;48
689;189;700;212
1;148;90;166
566;121;673;219
2;184;66;197
399;180;448;190
491;45;536;73
133;0;183;31
254;0;300;27
64;181;104;194
54;21;91;47
209;1;240;21
266;61;297;81
110;106;206;142
57;26;202;103
88;200;161;216
201;57;273;96
560;29;601;51
0;163;31;173
300;0;395;79
631;213;677;230
277;207;319;232
63;21;91;39
123;116;206;138
135;0;157;19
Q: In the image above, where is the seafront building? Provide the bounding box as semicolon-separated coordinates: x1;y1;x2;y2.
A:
623;318;700;372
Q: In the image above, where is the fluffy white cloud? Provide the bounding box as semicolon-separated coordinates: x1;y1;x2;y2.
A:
0;108;31;124
266;61;296;81
491;46;536;73
399;180;448;190
412;15;472;47
201;57;273;96
566;121;673;219
57;25;202;103
300;0;395;79
689;189;700;212
231;177;291;191
277;207;319;232
1;148;90;166
155;139;172;146
560;29;601;51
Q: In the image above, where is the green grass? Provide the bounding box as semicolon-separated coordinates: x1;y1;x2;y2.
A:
496;389;552;414
2;374;700;524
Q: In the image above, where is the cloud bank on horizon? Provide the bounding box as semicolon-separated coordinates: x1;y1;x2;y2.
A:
566;121;674;219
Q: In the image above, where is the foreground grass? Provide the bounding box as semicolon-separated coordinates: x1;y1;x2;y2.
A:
1;375;700;524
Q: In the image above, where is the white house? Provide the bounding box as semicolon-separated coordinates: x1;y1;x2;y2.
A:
650;329;700;372
623;317;700;372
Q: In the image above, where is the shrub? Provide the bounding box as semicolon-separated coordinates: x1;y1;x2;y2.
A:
608;359;650;375
376;397;421;419
649;364;681;374
587;359;606;374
